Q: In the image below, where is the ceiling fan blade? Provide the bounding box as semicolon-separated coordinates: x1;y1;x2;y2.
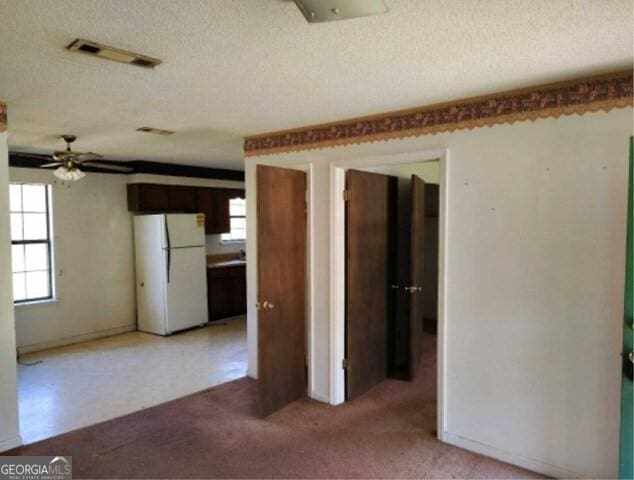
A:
81;161;133;172
75;152;103;162
40;162;63;168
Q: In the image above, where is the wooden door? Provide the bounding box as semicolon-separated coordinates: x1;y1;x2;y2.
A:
619;137;633;479
257;165;306;417
422;184;440;334
408;175;426;379
345;170;393;400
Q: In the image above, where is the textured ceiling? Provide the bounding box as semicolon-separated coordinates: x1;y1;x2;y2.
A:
0;0;632;170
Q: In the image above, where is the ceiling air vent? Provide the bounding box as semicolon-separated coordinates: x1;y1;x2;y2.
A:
136;127;175;136
293;0;388;23
67;39;162;69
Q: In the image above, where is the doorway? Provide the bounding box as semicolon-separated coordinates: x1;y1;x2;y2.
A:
330;149;447;433
344;163;439;399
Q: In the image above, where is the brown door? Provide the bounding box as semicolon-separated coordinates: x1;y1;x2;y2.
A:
257;165;306;417
408;175;426;379
345;170;393;400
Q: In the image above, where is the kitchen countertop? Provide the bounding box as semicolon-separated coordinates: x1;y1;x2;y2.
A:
206;259;247;269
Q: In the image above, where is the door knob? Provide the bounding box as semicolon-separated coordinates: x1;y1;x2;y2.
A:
261;301;275;310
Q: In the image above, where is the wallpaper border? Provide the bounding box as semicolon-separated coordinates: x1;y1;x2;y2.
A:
244;70;633;157
0;102;6;133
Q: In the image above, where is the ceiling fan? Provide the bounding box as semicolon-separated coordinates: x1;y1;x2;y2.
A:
40;135;132;181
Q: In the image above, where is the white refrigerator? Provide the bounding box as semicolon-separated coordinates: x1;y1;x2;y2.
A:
134;213;208;335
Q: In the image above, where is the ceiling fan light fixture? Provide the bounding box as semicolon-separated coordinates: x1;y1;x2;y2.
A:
54;165;85;181
293;0;388;23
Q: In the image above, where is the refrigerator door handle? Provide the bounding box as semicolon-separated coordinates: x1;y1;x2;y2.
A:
166;249;171;283
165;217;171;283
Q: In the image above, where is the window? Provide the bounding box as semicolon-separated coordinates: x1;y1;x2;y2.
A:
221;197;246;242
10;184;54;303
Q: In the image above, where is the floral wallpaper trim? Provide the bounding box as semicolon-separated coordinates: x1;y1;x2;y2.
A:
0;102;6;133
244;70;633;157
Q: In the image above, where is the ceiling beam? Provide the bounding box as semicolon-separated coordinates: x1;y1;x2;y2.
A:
9;152;245;181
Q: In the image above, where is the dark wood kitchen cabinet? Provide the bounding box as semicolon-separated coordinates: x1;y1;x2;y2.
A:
128;184;245;234
207;264;247;321
127;183;170;211
212;188;244;234
196;188;216;233
196;187;245;234
167;185;197;212
128;183;196;212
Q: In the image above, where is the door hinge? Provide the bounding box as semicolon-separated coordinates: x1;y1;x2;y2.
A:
343;189;350;201
342;358;349;369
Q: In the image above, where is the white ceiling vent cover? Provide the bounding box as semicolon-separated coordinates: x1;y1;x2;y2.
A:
293;0;388;23
67;39;162;69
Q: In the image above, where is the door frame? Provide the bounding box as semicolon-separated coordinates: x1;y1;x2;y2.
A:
329;148;449;436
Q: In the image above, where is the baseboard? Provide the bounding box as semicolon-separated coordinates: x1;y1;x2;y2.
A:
247;368;258;380
309;390;330;404
0;435;22;453
17;324;136;355
441;431;584;479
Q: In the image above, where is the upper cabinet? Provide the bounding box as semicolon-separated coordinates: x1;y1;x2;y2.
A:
213;188;244;234
168;185;198;212
127;183;170;211
196;188;215;233
127;183;245;235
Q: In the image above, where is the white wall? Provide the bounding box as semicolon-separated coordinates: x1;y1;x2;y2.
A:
245;108;633;478
10;168;137;353
0;132;21;451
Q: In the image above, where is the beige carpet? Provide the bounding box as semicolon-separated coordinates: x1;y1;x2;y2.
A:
7;334;542;479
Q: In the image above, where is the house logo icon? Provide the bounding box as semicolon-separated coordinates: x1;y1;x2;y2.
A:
48;456;72;478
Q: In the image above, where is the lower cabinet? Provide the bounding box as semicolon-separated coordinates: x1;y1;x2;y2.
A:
207;265;246;321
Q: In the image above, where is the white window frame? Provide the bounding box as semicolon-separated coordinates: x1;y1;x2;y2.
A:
10;183;55;305
221;196;246;243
